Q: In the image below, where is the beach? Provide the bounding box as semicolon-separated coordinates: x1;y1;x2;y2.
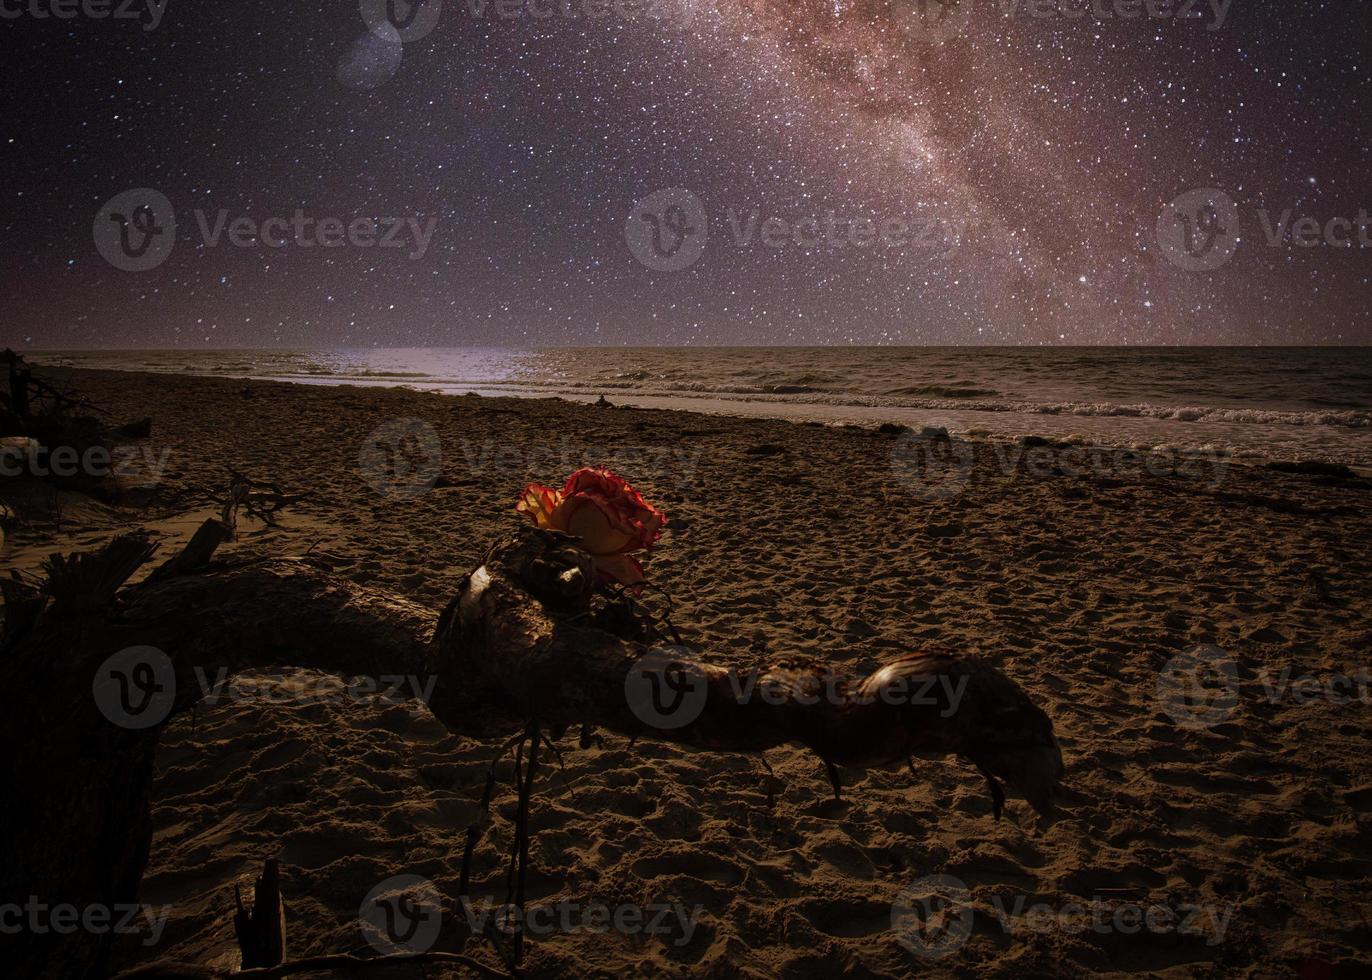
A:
3;365;1371;978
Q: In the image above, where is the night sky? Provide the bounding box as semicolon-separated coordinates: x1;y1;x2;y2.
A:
3;0;1369;347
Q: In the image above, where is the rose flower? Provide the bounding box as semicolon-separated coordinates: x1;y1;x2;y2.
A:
516;467;666;589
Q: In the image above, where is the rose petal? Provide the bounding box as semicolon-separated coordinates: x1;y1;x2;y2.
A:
592;552;646;590
560;496;634;555
560;467;665;550
515;484;562;529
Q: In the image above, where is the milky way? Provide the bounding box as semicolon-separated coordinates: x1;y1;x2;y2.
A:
3;0;1368;346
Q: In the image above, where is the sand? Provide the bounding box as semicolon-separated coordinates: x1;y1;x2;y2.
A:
3;366;1371;978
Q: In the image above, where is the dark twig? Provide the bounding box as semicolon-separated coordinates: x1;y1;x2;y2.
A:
539;732;578;802
459;733;525;899
222;470;306;531
512;723;539;962
756;751;778;810
824;759;843;801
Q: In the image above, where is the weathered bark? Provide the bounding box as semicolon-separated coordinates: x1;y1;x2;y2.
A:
1;525;1063;979
440;529;1064;815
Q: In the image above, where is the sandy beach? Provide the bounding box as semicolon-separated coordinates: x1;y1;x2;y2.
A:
3;366;1371;978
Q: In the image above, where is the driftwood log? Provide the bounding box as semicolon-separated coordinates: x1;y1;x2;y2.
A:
1;524;1063;979
441;530;1064;813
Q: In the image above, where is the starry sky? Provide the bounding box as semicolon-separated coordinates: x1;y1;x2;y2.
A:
3;0;1369;347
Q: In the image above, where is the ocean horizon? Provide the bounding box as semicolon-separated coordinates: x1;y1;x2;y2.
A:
27;346;1372;466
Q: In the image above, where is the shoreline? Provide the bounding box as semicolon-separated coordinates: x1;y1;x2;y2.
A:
17;359;1372;471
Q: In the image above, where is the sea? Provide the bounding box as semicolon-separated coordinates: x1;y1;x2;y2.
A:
30;347;1372;467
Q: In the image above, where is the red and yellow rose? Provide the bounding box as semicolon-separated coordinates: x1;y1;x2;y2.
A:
516;467;666;589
